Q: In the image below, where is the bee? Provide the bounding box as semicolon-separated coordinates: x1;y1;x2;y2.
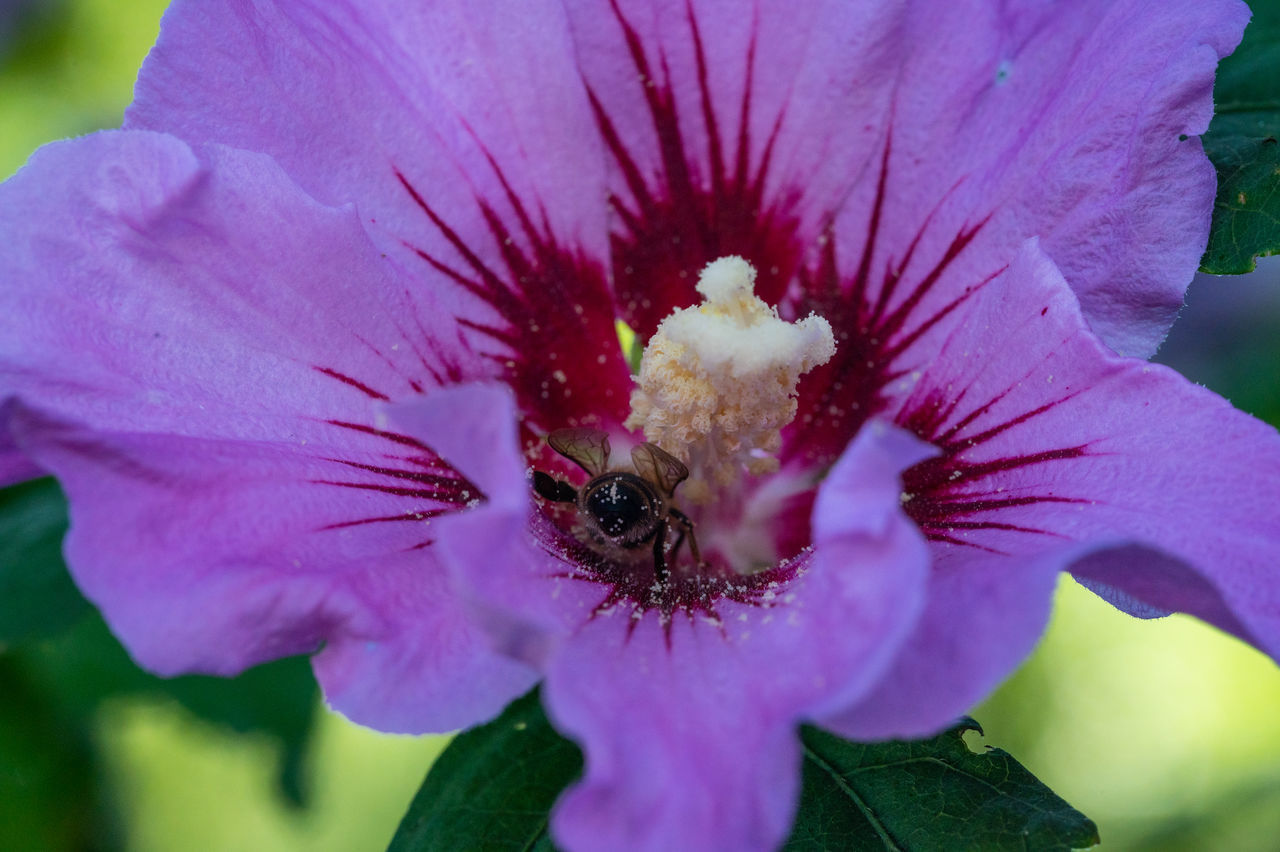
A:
532;427;702;582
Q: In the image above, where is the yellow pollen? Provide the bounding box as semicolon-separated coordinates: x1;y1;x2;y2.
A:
624;256;836;502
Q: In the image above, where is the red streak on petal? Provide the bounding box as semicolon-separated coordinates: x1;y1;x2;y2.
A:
325;458;476;497
311;480;459;500
320;509;446;531
594;0;806;339
899;385;1090;547
786;137;995;468
310;419;474;518
393;166;631;431
313;367;390;401
323;420;429;450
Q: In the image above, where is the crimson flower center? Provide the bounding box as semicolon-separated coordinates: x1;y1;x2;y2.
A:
531;256;837;623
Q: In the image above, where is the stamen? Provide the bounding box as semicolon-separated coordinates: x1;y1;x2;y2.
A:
625;256;836;502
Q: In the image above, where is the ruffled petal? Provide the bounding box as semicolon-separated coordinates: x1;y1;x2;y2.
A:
398;383;933;851
832;239;1280;738
789;0;1248;463
0;432;42;487
819;546;1062;740
545;448;932;852
9;412;530;732
127;0;629;427
545;616;805;852
845;0;1246;355
312;549;538;733
0;131;532;731
390;385;613;662
0;131;448;441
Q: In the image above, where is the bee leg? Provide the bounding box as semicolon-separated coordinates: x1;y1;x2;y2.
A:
532;471;578;503
651;520;670;584
667;508;704;568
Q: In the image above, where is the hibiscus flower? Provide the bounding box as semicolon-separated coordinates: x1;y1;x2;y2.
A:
1;1;1275;850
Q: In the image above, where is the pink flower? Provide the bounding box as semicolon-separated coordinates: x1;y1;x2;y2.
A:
1;1;1273;850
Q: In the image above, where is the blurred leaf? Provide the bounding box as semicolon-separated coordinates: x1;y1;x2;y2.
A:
388;689;581;852
15;612;320;808
0;477;90;642
0;0;74;73
163;654;319;807
1202;0;1280;273
0;0;171;178
389;695;1097;852
0;655;122;852
1117;772;1280;852
0;477;320;807
785;719;1099;851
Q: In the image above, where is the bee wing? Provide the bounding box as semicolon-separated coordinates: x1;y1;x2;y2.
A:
547;427;611;476
631;442;689;497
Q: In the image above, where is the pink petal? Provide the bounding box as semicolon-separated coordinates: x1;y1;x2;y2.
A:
0;132;449;442
390;385;610;660
0;430;42;487
127;0;630;428
10;412;530;732
397;383;934;850
820;545;1063;740
832;238;1280;738
834;0;1248;358
544;447;932;852
0;131;533;731
545;616;807;852
563;0;903;334
313;548;538;733
788;0;1248;463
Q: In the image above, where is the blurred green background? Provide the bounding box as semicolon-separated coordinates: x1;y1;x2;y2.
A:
2;2;1279;850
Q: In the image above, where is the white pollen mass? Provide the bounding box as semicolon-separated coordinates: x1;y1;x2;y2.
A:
625;256;836;501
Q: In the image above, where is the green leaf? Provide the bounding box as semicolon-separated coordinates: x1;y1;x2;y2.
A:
388;689;582;852
0;477;90;642
389;695;1097;852
786;719;1099;851
1201;0;1280;273
1202;133;1280;275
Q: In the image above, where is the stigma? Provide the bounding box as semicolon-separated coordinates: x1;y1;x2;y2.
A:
625;256;836;502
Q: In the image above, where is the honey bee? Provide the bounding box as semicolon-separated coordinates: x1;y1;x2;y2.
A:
532;427;702;581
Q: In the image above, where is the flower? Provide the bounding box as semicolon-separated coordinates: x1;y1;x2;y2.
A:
1;1;1275;850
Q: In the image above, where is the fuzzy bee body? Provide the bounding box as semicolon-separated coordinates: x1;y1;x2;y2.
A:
532;428;702;581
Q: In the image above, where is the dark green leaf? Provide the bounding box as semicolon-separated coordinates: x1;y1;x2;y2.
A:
1202;0;1280;273
388;689;582;852
0;477;90;642
0;655;123;852
1202;134;1280;275
785;719;1099;851
1213;0;1280;139
389;695;1097;852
